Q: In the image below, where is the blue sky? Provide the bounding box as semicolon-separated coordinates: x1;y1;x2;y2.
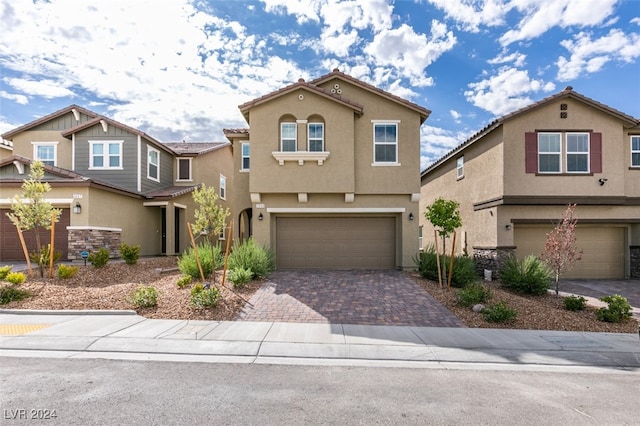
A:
1;0;639;170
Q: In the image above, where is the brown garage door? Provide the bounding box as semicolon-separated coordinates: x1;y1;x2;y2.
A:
276;217;395;269
0;208;70;261
514;225;625;279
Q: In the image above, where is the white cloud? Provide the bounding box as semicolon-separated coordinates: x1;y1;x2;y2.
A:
420;125;472;170
449;109;462;123
500;0;618;46
632;17;640;26
556;29;640;81
3;78;75;99
427;0;508;32
464;66;556;116
260;0;321;24
488;50;527;67
0;91;29;105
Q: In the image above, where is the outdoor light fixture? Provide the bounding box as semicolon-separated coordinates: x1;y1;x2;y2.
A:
258;212;263;221
599;178;608;186
505;224;511;230
409;212;414;220
73;202;81;214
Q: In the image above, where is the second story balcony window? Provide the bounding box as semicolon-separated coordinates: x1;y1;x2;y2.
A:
281;123;297;152
241;143;250;170
308;123;324;152
32;142;57;166
373;122;399;165
89;140;123;170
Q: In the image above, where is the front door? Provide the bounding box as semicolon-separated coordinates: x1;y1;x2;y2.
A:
161;208;166;254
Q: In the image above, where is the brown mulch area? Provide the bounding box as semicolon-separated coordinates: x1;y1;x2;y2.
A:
409;273;638;333
2;257;261;321
3;259;638;333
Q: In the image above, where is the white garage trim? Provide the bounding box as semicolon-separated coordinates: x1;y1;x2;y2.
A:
267;207;405;213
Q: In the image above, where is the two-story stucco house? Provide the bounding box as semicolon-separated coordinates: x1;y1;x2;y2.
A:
420;87;640;279
225;69;430;270
0;105;233;261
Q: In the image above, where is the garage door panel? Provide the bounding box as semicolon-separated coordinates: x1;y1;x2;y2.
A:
514;226;624;279
0;209;70;261
277;217;395;269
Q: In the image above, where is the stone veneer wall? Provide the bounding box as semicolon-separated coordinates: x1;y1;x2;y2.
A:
631;246;640;279
473;247;516;280
67;228;121;260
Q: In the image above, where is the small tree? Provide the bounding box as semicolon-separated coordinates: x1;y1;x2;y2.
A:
190;184;230;281
7;161;61;277
540;204;583;296
425;197;462;256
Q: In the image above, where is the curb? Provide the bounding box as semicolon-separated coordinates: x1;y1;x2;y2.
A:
0;309;138;316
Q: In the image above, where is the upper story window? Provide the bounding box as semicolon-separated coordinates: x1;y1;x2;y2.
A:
176;157;192;181
219;174;226;200
538;133;561;173
456;156;464;179
89;140;123;169
147;147;160;181
373;122;398;164
281;123;297;152
631;136;640;167
566;133;589;173
241;143;250;170
308;123;324;152
32;142;57;166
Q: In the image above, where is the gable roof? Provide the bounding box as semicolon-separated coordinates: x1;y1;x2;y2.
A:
421;87;640;178
1;105;100;140
310;68;431;123
238;76;364;121
162;141;230;156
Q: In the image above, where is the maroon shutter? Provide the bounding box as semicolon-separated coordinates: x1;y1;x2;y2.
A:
525;132;537;173
590;132;602;173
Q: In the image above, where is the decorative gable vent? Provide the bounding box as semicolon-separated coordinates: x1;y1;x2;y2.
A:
560;103;568;119
331;83;342;95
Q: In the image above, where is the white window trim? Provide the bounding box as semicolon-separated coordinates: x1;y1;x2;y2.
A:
631;136;640;167
281;122;297;152
241;142;250;171
565;132;590;173
456;156;464;179
537;132;561;174
219;174;226;200
176;157;192;182
219;224;227;241
372;121;400;166
31;141;58;166
308;122;324;152
147;146;160;182
89;140;124;170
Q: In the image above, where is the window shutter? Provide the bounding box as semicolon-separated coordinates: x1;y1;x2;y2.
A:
525;132;537;173
590;132;602;173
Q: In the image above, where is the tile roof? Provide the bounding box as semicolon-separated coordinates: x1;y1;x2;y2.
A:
421;87;640;177
162;141;229;156
144;184;201;199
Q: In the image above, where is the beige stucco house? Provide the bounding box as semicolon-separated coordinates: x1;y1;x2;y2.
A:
420;87;640;279
0;105;233;261
225;69;430;270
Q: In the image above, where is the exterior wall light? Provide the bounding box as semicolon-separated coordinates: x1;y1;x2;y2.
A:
505;224;511;230
73;202;82;214
258;212;263;221
408;212;414;220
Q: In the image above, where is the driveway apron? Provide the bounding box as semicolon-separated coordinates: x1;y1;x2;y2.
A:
235;270;464;327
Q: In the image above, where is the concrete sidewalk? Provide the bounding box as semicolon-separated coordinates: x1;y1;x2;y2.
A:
1;310;639;371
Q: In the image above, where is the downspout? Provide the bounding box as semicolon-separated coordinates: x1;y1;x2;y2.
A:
137;135;141;192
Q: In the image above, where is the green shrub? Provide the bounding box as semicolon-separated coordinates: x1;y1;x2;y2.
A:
190;283;220;308
0;285;31;304
499;255;551;295
456;283;492;307
5;272;26;285
227;238;274;279
482;301;517;323
563;295;587;311
178;243;223;280
228;267;253;288
119;242;140;265
176;275;192;289
56;264;78;279
596;295;632;323
30;244;61;276
414;245;478;288
88;247;110;268
130;286;158;308
0;265;13;280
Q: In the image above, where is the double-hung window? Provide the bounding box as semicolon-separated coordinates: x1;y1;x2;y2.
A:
456;156;464;179
147;147;160;181
308;123;324;152
566;133;589;173
537;133;561;173
281;123;297;152
373;122;398;164
241;143;250;170
177;158;192;181
89;140;123;169
632;136;640;167
32;142;57;166
219;175;226;200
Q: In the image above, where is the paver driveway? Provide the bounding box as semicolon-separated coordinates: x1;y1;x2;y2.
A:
235;270;464;327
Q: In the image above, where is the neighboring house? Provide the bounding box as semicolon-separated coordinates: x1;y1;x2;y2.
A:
420;87;640;279
0;105;232;261
225;69;430;270
0;140;13;161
